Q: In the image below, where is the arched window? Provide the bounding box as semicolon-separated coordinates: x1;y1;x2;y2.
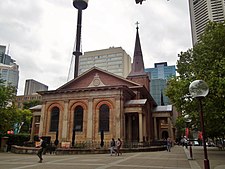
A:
50;107;59;132
99;104;109;131
74;106;83;131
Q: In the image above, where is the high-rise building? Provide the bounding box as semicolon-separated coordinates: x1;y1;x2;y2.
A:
24;79;48;95
78;47;131;78
145;62;176;105
146;62;176;80
0;45;19;89
189;0;225;44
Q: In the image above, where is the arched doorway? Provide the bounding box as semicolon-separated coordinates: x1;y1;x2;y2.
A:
161;130;168;139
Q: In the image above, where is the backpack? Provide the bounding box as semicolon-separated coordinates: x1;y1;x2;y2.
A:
41;140;47;148
111;140;115;147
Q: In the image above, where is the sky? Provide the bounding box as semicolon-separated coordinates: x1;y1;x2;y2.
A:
0;0;192;95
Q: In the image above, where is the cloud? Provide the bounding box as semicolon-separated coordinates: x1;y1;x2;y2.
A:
0;0;192;95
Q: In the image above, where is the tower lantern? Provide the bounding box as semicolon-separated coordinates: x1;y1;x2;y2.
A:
73;0;88;10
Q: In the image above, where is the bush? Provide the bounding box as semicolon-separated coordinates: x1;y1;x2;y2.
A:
0;133;30;147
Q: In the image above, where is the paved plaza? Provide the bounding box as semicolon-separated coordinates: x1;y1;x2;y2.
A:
0;146;225;169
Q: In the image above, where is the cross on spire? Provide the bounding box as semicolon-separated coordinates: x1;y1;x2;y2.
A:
135;21;140;29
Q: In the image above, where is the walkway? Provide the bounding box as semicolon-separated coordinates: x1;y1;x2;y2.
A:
0;146;225;169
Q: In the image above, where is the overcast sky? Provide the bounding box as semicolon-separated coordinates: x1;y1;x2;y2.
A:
0;0;192;95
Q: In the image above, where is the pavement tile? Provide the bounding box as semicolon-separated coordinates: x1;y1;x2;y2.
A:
0;146;224;169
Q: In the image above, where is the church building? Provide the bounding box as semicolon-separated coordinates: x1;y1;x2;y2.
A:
33;26;176;146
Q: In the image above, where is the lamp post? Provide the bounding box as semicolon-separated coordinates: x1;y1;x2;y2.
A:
189;80;210;169
72;129;76;147
184;114;193;159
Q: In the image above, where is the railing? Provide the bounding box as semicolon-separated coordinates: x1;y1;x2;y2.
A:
23;140;166;149
69;140;166;149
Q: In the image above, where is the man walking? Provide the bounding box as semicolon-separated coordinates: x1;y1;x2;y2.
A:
36;137;46;163
110;138;116;156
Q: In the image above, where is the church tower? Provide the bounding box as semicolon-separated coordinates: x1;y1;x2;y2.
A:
127;23;150;91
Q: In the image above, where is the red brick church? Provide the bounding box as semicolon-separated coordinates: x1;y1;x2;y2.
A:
30;26;176;146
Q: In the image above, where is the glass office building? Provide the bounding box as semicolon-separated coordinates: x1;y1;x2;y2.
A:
145;62;176;105
0;45;19;90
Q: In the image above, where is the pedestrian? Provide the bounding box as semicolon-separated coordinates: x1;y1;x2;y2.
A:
184;136;188;149
110;138;116;156
167;137;172;152
36;137;47;163
116;138;122;156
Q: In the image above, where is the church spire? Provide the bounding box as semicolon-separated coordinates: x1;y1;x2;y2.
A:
128;22;146;76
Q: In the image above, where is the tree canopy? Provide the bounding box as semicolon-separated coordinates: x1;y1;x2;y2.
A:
166;21;225;138
0;79;33;134
0;79;17;133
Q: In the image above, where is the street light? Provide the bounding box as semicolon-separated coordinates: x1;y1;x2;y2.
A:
189;80;210;169
184;114;193;159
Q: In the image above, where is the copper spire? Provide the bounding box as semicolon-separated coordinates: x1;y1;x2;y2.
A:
128;22;146;76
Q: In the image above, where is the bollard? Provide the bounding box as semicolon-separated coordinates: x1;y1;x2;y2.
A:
189;142;193;159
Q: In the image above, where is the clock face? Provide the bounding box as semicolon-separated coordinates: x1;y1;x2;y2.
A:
93;79;100;86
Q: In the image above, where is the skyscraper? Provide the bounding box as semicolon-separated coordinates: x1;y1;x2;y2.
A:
0;45;19;90
145;62;176;105
24;79;48;95
78;47;131;78
189;0;225;44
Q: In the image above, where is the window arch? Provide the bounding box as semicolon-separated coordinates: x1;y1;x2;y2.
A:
50;107;60;132
73;106;83;131
99;104;109;131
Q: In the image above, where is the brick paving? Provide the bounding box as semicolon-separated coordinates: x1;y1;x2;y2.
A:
0;146;224;169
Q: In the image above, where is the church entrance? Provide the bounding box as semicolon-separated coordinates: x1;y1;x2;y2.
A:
162;130;169;139
125;113;139;142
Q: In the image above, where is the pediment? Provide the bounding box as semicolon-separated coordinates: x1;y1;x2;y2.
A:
57;67;141;91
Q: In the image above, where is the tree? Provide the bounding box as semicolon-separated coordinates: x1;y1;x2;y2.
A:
14;109;32;134
166;21;225;138
19;100;41;133
0;79;18;133
23;100;41;109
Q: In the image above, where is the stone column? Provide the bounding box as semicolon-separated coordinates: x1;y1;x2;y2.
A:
61;101;69;141
139;113;143;142
30;117;35;141
168;117;173;138
142;115;146;140
154;117;158;140
86;98;93;141
39;104;46;137
115;97;121;138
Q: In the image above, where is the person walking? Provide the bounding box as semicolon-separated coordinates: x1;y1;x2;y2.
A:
116;138;122;156
167;137;172;152
110;138;116;156
36;137;46;163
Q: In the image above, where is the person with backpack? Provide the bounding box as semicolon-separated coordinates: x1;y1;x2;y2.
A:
110;138;116;156
36;137;47;163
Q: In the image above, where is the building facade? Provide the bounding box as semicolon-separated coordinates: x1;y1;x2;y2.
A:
31;26;177;146
24;79;48;95
15;93;42;109
145;62;176;105
79;47;131;78
0;45;19;90
189;0;225;44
